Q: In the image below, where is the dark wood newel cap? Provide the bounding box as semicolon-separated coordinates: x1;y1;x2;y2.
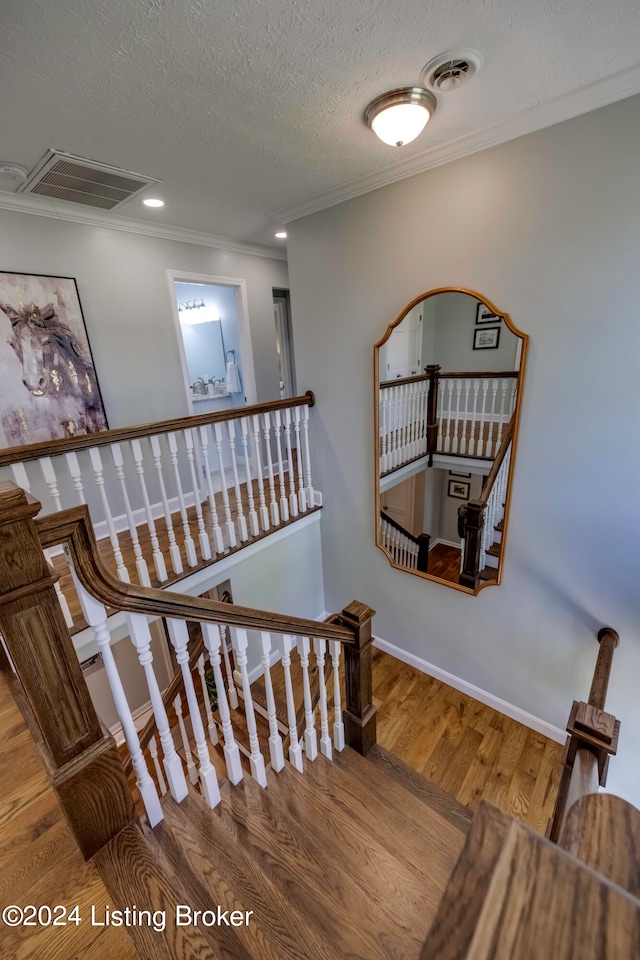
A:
0;481;43;524
597;627;620;648
341;600;376;626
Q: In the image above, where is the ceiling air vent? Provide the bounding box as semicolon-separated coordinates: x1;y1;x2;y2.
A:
421;50;483;93
18;150;160;210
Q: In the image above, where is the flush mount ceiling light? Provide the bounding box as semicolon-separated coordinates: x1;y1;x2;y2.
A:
142;197;164;208
364;87;437;147
275;231;287;239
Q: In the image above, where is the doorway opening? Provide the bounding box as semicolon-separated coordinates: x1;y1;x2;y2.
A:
273;288;297;399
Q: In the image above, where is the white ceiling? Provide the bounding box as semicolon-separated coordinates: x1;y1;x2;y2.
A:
1;0;640;250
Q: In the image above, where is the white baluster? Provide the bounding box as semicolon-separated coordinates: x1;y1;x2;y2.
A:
148;736;167;796
273;410;290;523
495;378;509;449
259;631;285;772
201;622;243;785
166;432;198;566
282;635;304;772
183;429;212;560
197;426;226;555
197;652;218;746
283;407;299;518
262;412;280;526
111;443;151;586
130;438;167;581
230;627;267;787
173;692;198;786
65;451;86;503
469;379;480;456
328;640;345;751
70;571;162;825
487;379;499;456
226;421;248;542
250;415;270;531
149;434;183;574
461;381;471;454
166;619;221;807
480;380;490;457
125;612;188;802
220;623;239;710
213;423;237;547
85;449;130;582
297;636;318;762
445;381;454;453
437;380;445;452
13;462;75;629
40;456;63;511
300;404;316;508
452;380;462;454
239;417;260;537
313;637;332;760
379;390;389;473
292;407;307;512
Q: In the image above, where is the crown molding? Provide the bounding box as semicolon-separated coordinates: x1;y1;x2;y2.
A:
0;192;287;261
270;62;640;224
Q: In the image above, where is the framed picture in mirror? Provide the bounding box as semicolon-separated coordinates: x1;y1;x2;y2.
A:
448;479;470;499
476;303;500;324
473;326;501;350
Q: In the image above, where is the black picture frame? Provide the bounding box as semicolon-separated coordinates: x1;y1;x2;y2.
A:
448;479;470;499
473;326;501;351
476;302;500;324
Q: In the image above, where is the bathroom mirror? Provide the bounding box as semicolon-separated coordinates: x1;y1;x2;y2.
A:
374;288;528;593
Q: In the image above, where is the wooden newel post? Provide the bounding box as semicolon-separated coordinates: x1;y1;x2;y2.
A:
341;600;377;756
425;364;441;461
0;482;134;859
589;627;620;710
458;499;484;589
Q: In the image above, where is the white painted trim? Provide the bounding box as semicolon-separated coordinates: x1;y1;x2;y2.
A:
373;635;565;744
270;62;640;224
0;191;286;260
432;454;491;474
166;269;258;408
72;509;322;659
380;456;428;491
429;537;461;550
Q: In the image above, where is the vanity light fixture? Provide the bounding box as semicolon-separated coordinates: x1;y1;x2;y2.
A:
275;231;287;239
364;87;437;147
142;197;165;208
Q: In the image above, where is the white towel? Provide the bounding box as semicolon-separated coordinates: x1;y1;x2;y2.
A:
225;356;242;394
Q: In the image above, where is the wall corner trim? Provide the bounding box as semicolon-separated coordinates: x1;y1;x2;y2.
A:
373;635;565;744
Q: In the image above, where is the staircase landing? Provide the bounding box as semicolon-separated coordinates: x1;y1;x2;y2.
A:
96;744;470;959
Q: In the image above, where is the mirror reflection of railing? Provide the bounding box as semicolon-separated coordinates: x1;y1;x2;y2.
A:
379;511;430;572
379;369;517;475
458;416;514;588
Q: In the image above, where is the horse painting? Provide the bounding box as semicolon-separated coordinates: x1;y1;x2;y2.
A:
0;281;107;447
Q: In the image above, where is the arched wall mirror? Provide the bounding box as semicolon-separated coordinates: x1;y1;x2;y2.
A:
374;288;528;593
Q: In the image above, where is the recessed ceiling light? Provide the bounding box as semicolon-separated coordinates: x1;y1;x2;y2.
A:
143;197;164;208
275;231;287;239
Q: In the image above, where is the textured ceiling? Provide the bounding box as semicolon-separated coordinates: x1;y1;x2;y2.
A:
1;0;640;247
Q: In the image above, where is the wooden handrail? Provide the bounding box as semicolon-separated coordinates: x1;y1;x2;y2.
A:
0;391;315;467
380;373;429;388
477;414;515;507
548;627;621;843
36;504;354;644
380;510;420;544
379;370;518;389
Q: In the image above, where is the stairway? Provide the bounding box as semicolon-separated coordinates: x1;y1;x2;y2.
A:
96;744;471;960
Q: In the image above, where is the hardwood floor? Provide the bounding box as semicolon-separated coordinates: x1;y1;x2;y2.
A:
427;543;462;584
372;649;563;833
0;671;138;960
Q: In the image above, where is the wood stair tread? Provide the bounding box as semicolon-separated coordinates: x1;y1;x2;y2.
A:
486;543;502;557
367;743;472;831
494;519;504;532
480;567;498;581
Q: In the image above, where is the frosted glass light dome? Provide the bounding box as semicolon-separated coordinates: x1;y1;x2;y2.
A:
365;87;436;147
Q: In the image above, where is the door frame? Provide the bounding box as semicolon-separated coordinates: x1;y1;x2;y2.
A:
166;269;258;412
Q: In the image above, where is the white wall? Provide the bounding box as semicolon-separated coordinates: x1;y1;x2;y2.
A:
0;209;289;427
288;94;640;806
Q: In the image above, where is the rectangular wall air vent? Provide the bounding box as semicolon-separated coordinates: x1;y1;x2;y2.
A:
18;150;160;210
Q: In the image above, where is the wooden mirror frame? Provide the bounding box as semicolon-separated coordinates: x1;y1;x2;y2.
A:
374;287;528;594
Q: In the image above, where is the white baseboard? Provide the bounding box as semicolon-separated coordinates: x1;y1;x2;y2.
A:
373;635;565;744
429;537;461;551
